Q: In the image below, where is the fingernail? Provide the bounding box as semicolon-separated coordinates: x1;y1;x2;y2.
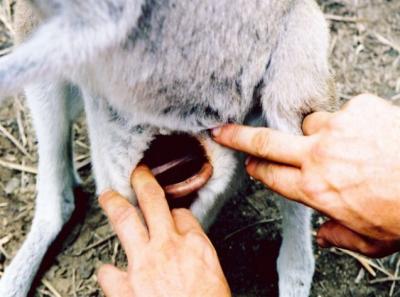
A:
212;127;222;137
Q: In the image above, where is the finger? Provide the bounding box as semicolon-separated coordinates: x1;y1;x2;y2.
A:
172;208;204;235
246;158;338;214
212;124;309;167
98;264;134;297
131;165;176;238
302;111;333;135
246;158;306;202
317;220;400;258
172;209;217;260
99;191;148;256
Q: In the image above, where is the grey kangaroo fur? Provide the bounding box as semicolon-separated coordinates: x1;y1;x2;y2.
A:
0;0;337;296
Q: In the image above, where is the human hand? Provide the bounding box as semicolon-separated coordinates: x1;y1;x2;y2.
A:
97;165;231;297
212;94;400;258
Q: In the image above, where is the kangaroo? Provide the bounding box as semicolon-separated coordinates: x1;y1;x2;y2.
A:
0;0;336;296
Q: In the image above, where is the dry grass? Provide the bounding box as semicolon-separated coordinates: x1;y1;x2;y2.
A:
0;0;398;296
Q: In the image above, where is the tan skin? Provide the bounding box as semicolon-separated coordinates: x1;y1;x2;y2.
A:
97;165;231;297
213;93;400;258
98;94;400;296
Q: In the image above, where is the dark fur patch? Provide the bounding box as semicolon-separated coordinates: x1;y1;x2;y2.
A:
161;106;173;115
160;102;222;123
129;124;147;134
105;101;149;134
124;0;167;51
252;78;265;103
106;104;122;123
204;105;221;120
180;103;222;122
105;1;125;21
235;67;244;97
105;102;131;130
209;75;233;94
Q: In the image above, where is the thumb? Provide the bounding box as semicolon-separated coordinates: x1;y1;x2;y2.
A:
317;220;400;258
98;264;134;297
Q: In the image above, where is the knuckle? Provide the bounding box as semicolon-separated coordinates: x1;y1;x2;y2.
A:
252;130;269;157
310;141;331;161
302;116;314;133
370;218;387;235
345;93;380;110
228;125;242;147
157;237;179;258
345;94;367;108
301;176;324;200
139;182;165;198
348;95;364;106
186;231;208;244
172;208;191;217
358;241;379;257
185;232;214;252
100;190;118;200
263;164;278;189
112;206;137;227
99;190;121;206
355;93;378;103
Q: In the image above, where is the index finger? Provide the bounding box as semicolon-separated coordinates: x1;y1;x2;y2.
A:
131;165;176;239
212;124;310;167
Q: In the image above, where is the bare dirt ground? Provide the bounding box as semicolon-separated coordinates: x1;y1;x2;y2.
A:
0;0;399;296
